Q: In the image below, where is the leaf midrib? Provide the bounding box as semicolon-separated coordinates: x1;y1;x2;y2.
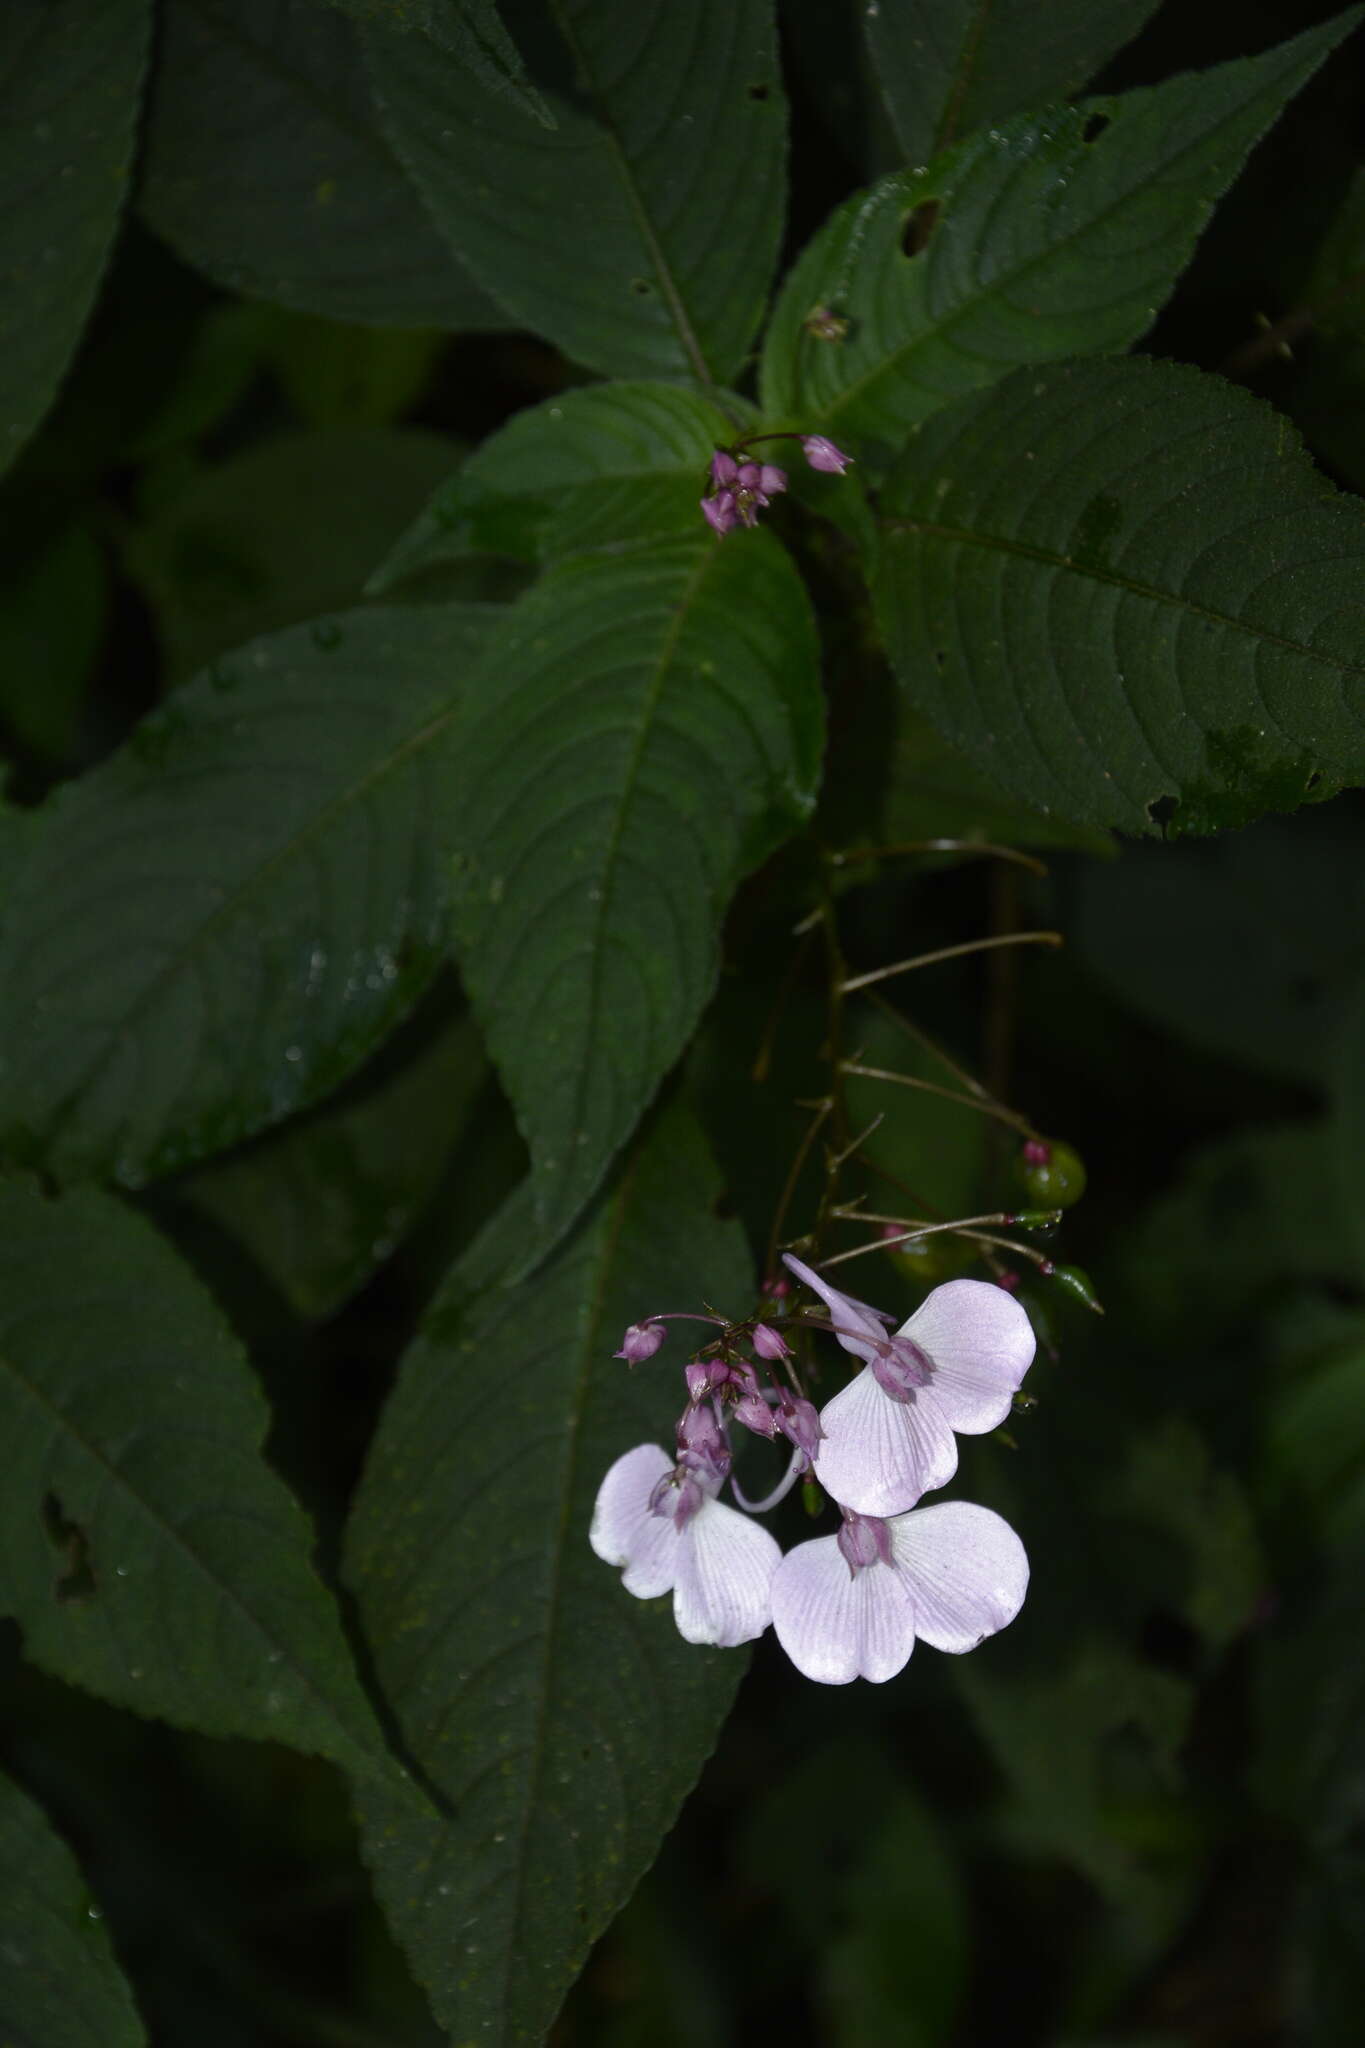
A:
37;649;481;1156
0;1330;369;1763
825;56;1312;429
881;512;1365;692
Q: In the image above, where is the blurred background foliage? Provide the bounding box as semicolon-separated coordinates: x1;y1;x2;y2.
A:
3;0;1365;2042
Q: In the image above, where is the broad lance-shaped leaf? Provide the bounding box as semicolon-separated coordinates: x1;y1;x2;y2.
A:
0;603;501;1186
0;1181;393;1778
873;356;1365;835
1;0;151;479
447;525;822;1252
372;380;750;592
346;1105;754;2045
864;0;1160;163
762;12;1356;448
0;1767;145;2047
364;0;785;382
139;0;502;330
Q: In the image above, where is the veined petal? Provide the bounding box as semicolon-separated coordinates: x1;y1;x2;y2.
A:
901;1279;1036;1433
771;1535;916;1684
815;1365;958;1516
590;1443;678;1598
888;1500;1028;1653
672;1497;781;1647
782;1253;887;1362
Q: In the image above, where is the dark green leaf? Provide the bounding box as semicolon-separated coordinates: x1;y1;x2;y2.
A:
124;426;465;682
1074;808;1365;1084
324;0;553;126
345;1105;754;2046
176;1006;488;1320
139;0;503;329
447;526;822;1251
0;603;501;1186
0;521;107;767
762;15;1354;445
0;1765;145;2048
874;356;1365;833
0;1181;392;1776
864;0;1161;162
365;0;786;381
0;0;151;478
372;380;748;592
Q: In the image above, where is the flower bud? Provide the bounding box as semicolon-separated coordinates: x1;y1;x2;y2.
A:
752;1322;791;1361
733;1391;779;1439
801;434;853;474
615;1320;665;1363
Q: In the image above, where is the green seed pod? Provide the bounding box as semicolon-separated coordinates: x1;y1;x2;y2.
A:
1017;1139;1087;1209
1049;1262;1104;1314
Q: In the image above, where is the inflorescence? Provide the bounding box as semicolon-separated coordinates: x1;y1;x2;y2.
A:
590;1253;1035;1684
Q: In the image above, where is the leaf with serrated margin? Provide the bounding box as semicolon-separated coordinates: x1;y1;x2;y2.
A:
346;1105;754;2046
322;0;554;126
864;0;1160;164
139;0;503;330
447;526;822;1253
873;356;1365;835
364;0;785;382
762;12;1358;449
0;1766;145;2047
372;381;748;593
1;0;151;480
0;603;501;1187
0;1182;395;1780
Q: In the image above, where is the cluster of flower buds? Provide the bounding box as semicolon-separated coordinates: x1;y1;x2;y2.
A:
591;1253;1035;1684
700;433;853;537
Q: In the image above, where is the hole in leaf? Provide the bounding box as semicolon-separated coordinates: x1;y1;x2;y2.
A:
630;277;653;297
901;200;941;258
1306;770;1322;790
747;82;770;101
931;649;946;671
1081;113;1110;144
42;1492;96;1603
1146;793;1179;831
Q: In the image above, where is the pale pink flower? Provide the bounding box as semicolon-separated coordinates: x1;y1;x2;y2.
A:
615;1319;666;1363
589;1443;781;1647
782;1254;1035;1516
771;1501;1028;1684
801;434;853;474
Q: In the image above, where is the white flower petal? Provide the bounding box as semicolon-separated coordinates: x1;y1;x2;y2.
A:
672;1497;782;1647
782;1253;886;1362
887;1500;1028;1653
815;1365;958;1516
589;1443;678;1598
900;1279;1036;1434
771;1535;917;1684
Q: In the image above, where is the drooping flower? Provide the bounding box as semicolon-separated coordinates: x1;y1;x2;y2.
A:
615;1319;666;1363
801;434;853;474
771;1500;1028;1684
782;1254;1036;1516
590;1443;782;1646
700;449;787;537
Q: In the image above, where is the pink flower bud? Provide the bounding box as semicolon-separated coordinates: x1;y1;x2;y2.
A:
709;450;739;487
615;1320;665;1363
701;490;739;536
801;435;853;474
733;1391;780;1439
751;1322;791;1361
778;1393;824;1464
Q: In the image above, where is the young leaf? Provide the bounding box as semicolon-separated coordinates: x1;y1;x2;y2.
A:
345;1105;754;2045
372;380;749;592
873;356;1365;834
447;526;822;1253
139;0;502;330
1;0;151;479
0;1181;392;1778
0;603;501;1186
364;0;786;382
762;13;1356;447
864;0;1161;162
0;1767;145;2047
